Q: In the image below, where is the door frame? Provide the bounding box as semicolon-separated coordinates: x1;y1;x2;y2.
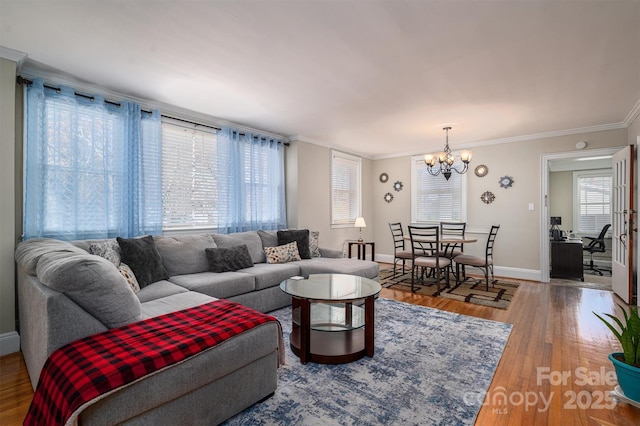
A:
540;147;624;282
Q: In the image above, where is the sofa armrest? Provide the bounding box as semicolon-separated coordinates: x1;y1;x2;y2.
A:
319;247;344;258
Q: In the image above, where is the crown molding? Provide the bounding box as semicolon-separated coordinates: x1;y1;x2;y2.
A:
370;122;628;160
624;99;640;126
287;135;375;160
0;46;27;65
18;60;286;140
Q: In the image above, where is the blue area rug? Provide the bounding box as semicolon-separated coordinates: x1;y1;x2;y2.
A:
224;298;512;425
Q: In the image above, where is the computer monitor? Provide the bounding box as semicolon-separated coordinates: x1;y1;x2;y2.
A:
550;217;562;226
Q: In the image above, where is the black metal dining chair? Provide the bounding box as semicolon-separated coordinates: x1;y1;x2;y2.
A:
408;225;451;293
453;225;500;291
439;221;467;259
388;222;414;277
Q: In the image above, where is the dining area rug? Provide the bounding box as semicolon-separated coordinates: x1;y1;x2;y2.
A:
379;266;519;309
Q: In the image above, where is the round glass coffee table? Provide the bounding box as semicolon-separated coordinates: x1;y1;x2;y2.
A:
279;273;381;364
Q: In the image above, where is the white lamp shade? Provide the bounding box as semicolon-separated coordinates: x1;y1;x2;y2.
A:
354;217;366;228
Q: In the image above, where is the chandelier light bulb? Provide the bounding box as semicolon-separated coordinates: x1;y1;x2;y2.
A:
424;126;472;180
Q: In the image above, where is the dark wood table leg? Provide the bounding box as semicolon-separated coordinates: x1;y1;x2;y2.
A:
299;298;310;364
364;296;374;357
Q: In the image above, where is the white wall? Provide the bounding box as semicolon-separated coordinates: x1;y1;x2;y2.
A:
549;171;573;233
371;128;628;278
0;57;19;355
286;140;374;256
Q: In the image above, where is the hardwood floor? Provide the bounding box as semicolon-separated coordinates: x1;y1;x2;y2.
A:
1;277;639;425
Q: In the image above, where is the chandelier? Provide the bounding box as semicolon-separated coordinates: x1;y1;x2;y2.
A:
424;126;472;180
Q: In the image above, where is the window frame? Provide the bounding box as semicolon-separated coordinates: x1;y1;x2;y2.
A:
573;169;612;236
331;150;362;228
410;155;467;225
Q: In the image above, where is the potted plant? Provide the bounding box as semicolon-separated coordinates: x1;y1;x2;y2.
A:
594;304;640;402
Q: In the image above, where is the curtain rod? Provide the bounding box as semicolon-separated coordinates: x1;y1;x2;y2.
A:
17;75;289;146
17;76;153;114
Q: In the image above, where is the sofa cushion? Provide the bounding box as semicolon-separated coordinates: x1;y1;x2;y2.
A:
117;236;169;288
154;234;217;276
257;229;278;248
277;229;311;259
15;238;87;276
141;292;217;319
240;262;301;291
136;280;189;303
264;241;302;264
169;272;255;299
36;252;142;328
212;231;265;264
295;258;379;280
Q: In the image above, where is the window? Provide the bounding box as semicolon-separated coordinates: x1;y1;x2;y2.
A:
331;150;362;226
411;155;467;223
161;120;219;230
574;170;611;234
24;78;285;240
161;121;286;233
24;79;162;240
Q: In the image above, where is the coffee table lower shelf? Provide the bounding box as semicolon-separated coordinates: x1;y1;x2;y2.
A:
289;327;365;364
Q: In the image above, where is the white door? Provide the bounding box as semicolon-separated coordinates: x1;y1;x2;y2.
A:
612;145;634;303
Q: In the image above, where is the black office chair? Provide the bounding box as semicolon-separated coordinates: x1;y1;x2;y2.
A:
583;224;611;275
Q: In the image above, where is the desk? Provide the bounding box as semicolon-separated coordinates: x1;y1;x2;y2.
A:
550;240;584;281
348;241;375;261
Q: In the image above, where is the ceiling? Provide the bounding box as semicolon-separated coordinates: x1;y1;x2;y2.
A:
1;1;639;159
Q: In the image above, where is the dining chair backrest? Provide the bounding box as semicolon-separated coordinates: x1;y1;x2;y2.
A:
389;222;406;251
408;225;439;257
485;225;500;262
440;222;466;237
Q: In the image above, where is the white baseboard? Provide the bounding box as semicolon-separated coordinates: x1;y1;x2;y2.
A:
378;254;542;281
0;331;20;356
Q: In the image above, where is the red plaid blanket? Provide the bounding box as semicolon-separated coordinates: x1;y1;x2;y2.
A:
24;300;282;426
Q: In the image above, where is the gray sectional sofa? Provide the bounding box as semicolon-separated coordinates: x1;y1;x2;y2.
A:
15;229;379;425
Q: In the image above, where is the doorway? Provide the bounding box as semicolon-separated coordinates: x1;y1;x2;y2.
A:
540;147;622;287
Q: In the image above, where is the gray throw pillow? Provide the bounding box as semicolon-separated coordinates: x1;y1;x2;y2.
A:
117;235;169;288
278;229;311;259
205;245;254;273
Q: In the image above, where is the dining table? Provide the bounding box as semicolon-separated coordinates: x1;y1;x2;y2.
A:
403;234;478;257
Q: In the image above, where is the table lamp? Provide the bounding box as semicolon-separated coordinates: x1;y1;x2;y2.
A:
354;217;366;242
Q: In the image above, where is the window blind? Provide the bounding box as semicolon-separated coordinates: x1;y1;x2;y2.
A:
331;151;361;225
411;156;465;223
161;122;219;230
576;172;611;233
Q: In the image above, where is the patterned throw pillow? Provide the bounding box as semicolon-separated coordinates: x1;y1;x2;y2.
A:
89;240;121;266
264;241;302;264
309;230;321;258
118;263;141;293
